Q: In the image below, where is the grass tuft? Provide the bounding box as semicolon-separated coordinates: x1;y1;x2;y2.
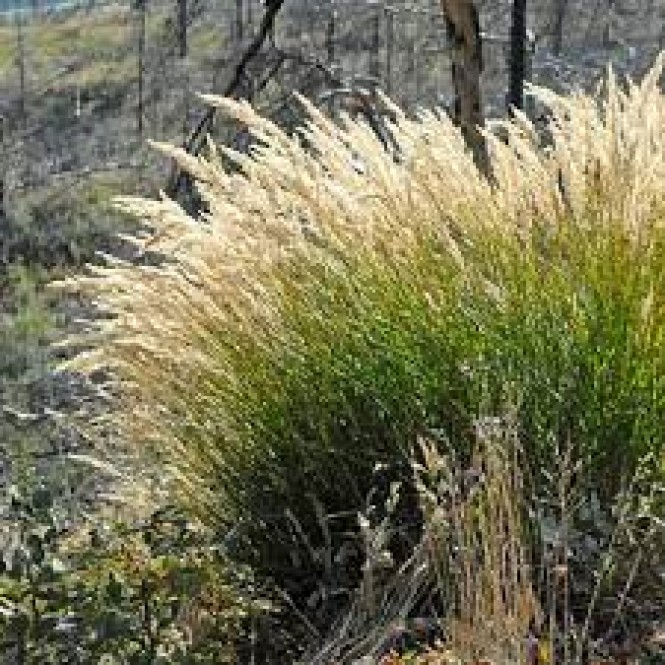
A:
57;57;665;626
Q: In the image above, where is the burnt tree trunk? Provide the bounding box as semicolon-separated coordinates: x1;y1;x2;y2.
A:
326;6;336;64
508;0;527;113
136;0;146;136
439;0;487;171
178;0;187;57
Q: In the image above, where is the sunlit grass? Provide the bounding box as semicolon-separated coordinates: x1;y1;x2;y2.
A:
57;57;665;600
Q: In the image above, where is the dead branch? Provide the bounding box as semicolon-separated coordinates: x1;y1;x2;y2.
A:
166;0;286;200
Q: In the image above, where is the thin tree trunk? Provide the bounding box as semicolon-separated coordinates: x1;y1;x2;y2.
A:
552;0;568;54
604;0;615;47
236;0;244;42
439;0;487;170
508;0;527;113
369;9;380;82
326;5;336;64
0;116;4;221
178;0;189;141
178;0;187;57
411;41;420;101
385;7;394;96
136;0;146;136
15;6;27;127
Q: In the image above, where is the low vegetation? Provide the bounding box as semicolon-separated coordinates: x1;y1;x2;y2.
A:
0;8;165;88
0;491;270;663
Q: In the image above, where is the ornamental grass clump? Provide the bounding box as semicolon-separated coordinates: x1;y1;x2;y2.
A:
58;60;665;620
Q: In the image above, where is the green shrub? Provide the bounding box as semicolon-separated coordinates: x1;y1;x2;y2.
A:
1;264;53;379
0;265;60;502
59;62;665;626
4;170;140;267
0;490;269;664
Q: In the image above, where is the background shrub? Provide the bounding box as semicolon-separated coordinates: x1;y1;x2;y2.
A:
0;492;270;664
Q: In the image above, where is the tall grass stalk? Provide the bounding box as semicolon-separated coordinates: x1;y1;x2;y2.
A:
314;419;663;664
415;418;538;665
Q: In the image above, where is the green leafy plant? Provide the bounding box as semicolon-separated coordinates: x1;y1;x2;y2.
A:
0;489;269;664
